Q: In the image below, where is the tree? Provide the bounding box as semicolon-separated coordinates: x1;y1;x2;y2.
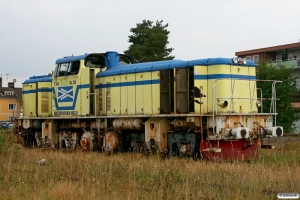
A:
256;60;300;133
124;20;174;63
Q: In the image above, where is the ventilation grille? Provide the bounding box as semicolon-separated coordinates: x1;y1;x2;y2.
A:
99;83;103;111
41;87;49;113
106;82;111;112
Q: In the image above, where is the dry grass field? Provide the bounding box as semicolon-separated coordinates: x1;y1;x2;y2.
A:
0;131;299;200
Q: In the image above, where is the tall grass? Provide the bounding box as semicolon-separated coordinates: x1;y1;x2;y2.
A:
0;133;299;200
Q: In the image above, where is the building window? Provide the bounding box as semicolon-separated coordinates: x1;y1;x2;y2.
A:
296;79;300;89
246;56;252;61
4;91;14;95
282;54;287;61
253;55;259;64
8;103;17;110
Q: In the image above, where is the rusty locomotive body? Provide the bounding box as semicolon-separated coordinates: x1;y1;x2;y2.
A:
17;52;283;160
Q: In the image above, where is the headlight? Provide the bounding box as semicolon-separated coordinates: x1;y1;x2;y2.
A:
232;57;238;63
217;100;228;108
233;57;247;64
256;100;261;107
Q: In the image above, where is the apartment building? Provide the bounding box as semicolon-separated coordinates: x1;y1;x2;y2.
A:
235;42;300;65
0;77;22;121
235;42;300;106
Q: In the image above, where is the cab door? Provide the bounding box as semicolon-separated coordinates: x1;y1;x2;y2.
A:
52;61;82;116
160;70;172;114
175;68;189;113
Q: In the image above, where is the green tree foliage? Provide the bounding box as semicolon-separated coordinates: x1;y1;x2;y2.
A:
124;20;174;62
256;60;300;132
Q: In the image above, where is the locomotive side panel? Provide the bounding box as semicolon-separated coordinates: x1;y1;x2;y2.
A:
37;82;52;116
143;72;152;115
230;64;258;113
22;83;37;117
127;73;136;115
204;64;258;114
97;77;106;115
152;71;160;114
109;75;121;116
120;74;128;115
206;64;230;113
135;72;144;114
249;66;258;113
194;65;208;114
79;66;91;116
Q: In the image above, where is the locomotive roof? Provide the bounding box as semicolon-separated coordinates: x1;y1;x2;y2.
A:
23;52;257;83
55;52;133;64
23;75;52;84
96;57;256;78
56;54;88;64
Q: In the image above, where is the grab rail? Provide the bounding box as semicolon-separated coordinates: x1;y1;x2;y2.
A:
212;79;281;134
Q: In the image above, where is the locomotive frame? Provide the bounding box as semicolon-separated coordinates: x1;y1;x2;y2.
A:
17;52;283;160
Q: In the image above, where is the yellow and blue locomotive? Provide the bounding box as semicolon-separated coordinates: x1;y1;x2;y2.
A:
18;51;283;160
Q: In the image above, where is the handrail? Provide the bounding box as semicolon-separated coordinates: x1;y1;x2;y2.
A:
211;78;281;132
270;81;281;126
212;83;216;135
230;79;236;115
272;58;300;62
199;86;203;141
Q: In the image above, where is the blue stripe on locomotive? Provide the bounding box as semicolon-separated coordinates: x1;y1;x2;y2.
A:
95;79;160;89
194;74;256;80
23;75;52;84
22;88;52;94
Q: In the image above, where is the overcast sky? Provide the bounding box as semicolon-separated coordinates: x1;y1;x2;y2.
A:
0;0;299;87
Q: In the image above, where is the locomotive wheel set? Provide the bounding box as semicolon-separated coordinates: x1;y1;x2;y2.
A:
17;52;283;160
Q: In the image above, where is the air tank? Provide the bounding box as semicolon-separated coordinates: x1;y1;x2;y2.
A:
113;118;143;130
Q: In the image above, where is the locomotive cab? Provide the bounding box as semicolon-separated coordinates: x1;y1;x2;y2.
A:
52;54;101;116
52;52;132;117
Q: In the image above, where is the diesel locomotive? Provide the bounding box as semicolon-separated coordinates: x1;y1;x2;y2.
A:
16;51;283;160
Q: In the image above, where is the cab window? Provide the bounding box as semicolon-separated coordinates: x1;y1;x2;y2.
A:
68;61;80;75
57;63;70;77
119;55;131;65
85;55;106;68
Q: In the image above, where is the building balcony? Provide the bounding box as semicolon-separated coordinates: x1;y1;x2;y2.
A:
271;59;300;68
